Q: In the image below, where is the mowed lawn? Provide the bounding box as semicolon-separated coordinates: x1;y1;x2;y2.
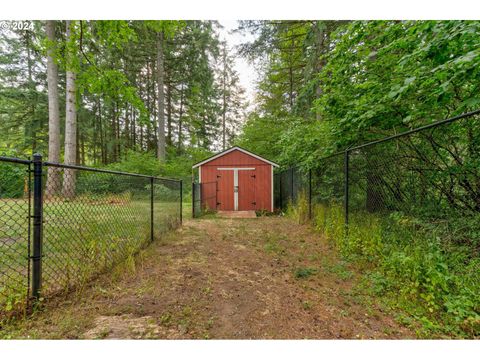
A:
0;196;182;313
1;215;414;339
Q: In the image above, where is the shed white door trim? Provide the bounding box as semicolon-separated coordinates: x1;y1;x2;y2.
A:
217;167;255;211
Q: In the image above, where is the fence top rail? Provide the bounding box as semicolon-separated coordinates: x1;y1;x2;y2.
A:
1;155;182;182
346;109;480;152
0;155;31;165
43;161;182;183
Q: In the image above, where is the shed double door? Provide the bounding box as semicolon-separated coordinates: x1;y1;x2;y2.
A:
217;168;256;211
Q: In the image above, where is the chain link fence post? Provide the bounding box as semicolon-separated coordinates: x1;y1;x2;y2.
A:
150;177;154;242
192;182;195;219
31;153;43;302
180;180;183;224
279;175;283;210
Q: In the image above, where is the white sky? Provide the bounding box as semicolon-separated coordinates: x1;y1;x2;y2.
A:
217;20;258;107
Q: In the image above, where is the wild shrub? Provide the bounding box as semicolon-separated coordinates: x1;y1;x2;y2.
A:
286;191;309;224
312;203;344;246
151;183;178;202
287;200;480;337
0;162;25;198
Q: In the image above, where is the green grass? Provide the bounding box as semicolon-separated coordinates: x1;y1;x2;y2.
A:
294;267;318;279
0;194;182;317
263;233;287;255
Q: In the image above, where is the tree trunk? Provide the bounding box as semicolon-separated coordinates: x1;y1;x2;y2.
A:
156;31;166;160
111;102;117;162
166;75;172;146
132;105;136;148
62;20;77;198
25;32;37;154
98;100;106;164
116;103;121;159
93;103;98;165
222;45;227;150
177;85;184;153
45;20;61;197
288;35;295;110
125;104;130;150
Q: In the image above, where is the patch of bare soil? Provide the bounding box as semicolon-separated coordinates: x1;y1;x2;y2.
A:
4;216;415;339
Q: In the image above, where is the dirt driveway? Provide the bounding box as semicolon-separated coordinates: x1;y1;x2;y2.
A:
2;216;414;339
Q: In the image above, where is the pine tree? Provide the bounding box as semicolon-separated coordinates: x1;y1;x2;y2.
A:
217;42;246;150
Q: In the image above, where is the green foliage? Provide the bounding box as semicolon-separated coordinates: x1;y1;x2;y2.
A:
0;22;48;155
239;20;480;166
77;148;213;198
105;150;161;176
151;183;178;202
313;203;345;245
296;201;480;337
1;20;242;167
0;166;25;198
0;150;26;198
162;146;212;180
92;21;138;49
286;191;309;224
79;68;147;119
235;113;287;163
144;21;185;38
241;22;480;337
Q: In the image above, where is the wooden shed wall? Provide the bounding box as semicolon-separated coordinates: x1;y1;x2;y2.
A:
199;149;273;212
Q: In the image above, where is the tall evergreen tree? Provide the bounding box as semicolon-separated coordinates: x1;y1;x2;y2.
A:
217;42;246;149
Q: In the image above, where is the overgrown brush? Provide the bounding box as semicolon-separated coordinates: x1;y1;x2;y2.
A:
289;201;480;337
286;191;310;224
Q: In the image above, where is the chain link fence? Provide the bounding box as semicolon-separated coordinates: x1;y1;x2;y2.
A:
0;157;31;315
192;181;217;218
274;110;480;240
0;155;182;316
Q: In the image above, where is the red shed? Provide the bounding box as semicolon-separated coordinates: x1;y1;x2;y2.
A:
192;146;279;212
